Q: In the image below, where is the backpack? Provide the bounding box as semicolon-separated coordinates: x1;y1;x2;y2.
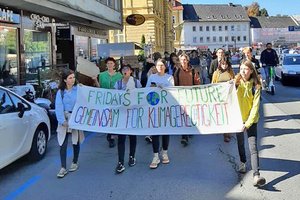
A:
117;78;138;90
175;67;197;86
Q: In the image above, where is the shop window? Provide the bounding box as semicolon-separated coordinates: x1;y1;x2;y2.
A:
24;30;51;82
75;35;89;59
0;26;18;86
91;38;107;61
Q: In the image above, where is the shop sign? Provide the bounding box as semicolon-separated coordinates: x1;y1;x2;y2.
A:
30;13;51;29
288;26;300;32
0;8;20;24
56;26;71;40
78;26;107;36
126;14;145;26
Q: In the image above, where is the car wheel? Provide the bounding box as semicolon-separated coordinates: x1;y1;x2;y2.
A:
29;126;48;161
281;73;288;86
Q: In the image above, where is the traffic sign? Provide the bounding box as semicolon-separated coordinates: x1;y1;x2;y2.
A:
288;26;300;31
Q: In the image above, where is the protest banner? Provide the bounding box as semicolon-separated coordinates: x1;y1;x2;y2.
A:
69;83;244;135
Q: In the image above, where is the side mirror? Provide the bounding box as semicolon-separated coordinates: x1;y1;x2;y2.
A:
17;102;25;118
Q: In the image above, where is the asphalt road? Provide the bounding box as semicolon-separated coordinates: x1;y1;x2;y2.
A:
0;80;299;200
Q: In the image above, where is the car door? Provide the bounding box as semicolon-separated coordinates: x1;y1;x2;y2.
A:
0;89;30;168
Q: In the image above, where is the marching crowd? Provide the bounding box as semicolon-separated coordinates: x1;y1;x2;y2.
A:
53;44;280;188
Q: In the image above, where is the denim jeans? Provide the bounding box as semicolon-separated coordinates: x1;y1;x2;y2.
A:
236;123;260;176
263;65;270;86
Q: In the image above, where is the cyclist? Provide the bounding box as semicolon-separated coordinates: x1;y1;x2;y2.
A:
260;43;279;88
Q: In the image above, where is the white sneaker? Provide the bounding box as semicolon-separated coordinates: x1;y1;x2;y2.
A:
253;175;266;187
162;151;170;164
69;162;78;172
149;156;160;169
57;168;68;178
238;162;246;173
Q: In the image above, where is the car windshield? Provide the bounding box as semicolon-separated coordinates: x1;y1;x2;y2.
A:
283;56;300;65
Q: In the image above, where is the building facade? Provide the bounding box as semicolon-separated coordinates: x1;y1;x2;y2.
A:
109;0;174;55
250;16;300;49
172;0;184;49
0;0;122;86
182;4;250;51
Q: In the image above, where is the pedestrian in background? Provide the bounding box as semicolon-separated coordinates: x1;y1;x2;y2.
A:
174;53;201;146
114;64;142;174
55;69;84;178
93;57;122;148
260;43;279;87
234;60;266;187
146;58;174;169
209;48;225;80
211;58;235;142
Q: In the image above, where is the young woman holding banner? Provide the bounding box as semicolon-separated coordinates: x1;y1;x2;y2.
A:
114;64;142;174
235;60;266;187
146;58;174;169
211;58;235;143
55;69;84;178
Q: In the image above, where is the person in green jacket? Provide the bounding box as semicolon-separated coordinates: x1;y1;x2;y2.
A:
235;60;266;187
93;57;122;148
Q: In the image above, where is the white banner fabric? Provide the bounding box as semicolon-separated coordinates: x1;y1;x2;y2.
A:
69;83;244;135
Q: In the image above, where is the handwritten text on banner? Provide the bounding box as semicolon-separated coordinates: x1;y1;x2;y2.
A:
69;83;244;135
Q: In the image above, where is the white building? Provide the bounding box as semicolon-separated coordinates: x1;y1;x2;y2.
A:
182;3;250;51
250;16;300;49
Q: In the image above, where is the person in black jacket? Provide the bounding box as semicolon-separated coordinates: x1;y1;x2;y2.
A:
241;47;261;74
260;43;279;87
209;48;225;80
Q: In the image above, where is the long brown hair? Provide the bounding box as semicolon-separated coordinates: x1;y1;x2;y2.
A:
58;69;77;91
217;58;232;73
235;60;261;89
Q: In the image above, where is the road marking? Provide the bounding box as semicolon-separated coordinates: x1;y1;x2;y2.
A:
3;132;97;200
4;176;41;200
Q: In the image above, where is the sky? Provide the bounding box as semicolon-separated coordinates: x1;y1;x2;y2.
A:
181;0;299;16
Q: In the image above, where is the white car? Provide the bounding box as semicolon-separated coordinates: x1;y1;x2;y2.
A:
0;86;51;170
275;54;300;85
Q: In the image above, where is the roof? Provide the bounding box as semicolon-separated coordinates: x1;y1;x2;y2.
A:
291;15;300;25
250;16;297;28
173;0;183;10
182;4;250;22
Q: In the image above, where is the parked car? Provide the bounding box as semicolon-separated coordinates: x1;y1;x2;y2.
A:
275;54;300;85
0;86;51;170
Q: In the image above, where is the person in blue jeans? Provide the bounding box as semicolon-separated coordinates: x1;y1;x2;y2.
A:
260;43;279;87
